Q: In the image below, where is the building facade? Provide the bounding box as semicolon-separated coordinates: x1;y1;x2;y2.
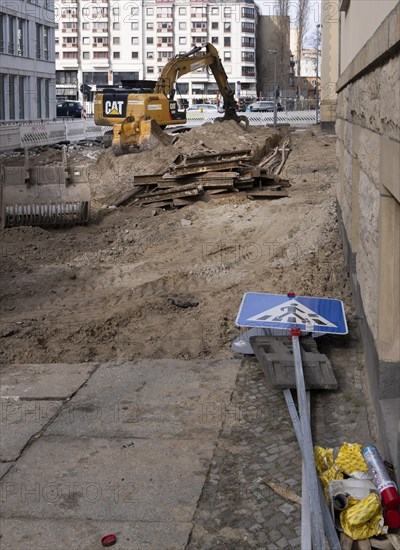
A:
55;0;259;105
335;0;399;476
256;15;291;99
0;0;57;121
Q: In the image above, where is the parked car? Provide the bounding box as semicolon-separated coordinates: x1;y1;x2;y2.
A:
186;104;219;113
56;101;84;118
246;101;275;112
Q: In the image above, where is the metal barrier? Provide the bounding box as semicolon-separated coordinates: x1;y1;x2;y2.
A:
186;110;317;126
0;119;107;153
0;111;316;153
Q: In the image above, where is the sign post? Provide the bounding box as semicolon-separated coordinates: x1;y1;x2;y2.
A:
236;292;347;549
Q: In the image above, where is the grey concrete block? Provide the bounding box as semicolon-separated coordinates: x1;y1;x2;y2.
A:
0;399;63;461
0;363;98;400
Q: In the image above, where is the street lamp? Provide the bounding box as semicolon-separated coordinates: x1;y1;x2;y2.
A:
267;49;278;127
315;24;322;125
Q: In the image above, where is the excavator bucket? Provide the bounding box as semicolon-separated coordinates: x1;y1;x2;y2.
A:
1;147;90;229
111;115;173;155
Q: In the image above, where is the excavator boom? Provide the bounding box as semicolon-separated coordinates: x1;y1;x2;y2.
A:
94;43;247;155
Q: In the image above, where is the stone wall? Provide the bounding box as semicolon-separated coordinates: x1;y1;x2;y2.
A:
336;3;400;475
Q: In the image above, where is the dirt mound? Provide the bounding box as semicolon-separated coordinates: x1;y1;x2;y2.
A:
89;121;281;203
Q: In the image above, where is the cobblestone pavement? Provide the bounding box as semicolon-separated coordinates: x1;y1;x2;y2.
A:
187;323;373;549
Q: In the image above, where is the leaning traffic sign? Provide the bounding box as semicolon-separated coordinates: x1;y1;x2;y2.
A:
236;292;348;335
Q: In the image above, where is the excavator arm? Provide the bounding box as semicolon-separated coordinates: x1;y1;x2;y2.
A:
154;43;246;124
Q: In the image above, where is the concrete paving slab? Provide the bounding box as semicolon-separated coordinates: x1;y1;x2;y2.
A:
0;518;191;550
0;399;63;461
0;462;14;478
1;436;214;523
46;359;240;439
0;363;98;399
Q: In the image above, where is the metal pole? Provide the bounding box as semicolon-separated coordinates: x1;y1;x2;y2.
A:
274;54;277;127
316;24;321;125
283;388;342;550
284;389;312;549
291;330;326;549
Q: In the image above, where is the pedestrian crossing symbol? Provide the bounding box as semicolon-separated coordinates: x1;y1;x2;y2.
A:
236;292;348;334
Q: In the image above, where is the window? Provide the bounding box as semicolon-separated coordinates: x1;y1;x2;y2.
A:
242;66;255;76
18;76;25;119
82;7;89;16
147;67;154;74
191;7;207;18
224;37;231;47
192;22;206;32
179;37;186;45
8;17;15;54
35;23;41;58
242;51;255;62
45;79;49;118
43;26;49;60
56;71;78;85
113;52;120;59
242;36;255;47
224;23;231;32
113;22;120;30
132;37;139;45
0;74;4;119
17;19;24;56
147;52;154;59
36;78;41;119
63;36;77;45
131;21;138;30
242;22;255;33
93;22;108;31
224;7;231;18
112;7;119;15
93;37;108;46
63;51;78;58
224;51;231;61
131;52;138;58
146;8;154;15
211;7;219;15
179;22;186;30
0;14;4;54
83;37;89;45
82;22;89;30
146;37;153;44
83;51;90;59
131;6;138;16
9;76;15;118
113;37;120;45
242;7;255;18
93;51;108;58
146;22;153;30
211;37;218;44
211;22;218;30
179;7;186;15
157;7;172;18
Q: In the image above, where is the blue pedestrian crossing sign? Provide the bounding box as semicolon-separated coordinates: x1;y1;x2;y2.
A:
236;293;348;334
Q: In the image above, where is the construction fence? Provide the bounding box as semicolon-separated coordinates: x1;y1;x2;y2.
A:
0;111;317;153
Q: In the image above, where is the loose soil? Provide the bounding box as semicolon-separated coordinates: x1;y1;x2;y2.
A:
0;123;353;365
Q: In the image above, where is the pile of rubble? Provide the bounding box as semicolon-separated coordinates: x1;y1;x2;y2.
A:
114;139;291;208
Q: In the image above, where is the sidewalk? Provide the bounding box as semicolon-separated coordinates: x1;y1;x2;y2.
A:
0;329;373;549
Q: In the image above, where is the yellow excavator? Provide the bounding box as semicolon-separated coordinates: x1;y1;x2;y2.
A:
94;43;248;155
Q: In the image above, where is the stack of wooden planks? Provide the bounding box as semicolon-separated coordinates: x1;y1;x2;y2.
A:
114;141;292;208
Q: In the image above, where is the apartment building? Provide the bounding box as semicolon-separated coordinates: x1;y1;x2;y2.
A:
55;0;259;104
0;0;57;121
